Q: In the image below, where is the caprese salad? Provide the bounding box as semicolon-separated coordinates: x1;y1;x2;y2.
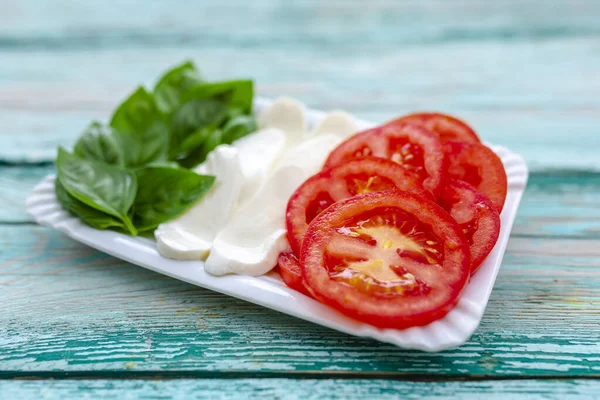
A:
54;61;507;330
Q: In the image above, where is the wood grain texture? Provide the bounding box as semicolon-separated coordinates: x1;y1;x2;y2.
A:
1;224;599;375
1;0;600;394
2;0;599;41
1;379;600;400
0;1;599;168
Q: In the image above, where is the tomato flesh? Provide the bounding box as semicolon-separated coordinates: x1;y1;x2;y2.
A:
390;112;481;143
443;141;507;212
323;124;446;198
286;157;429;255
277;252;313;297
301;190;470;329
439;179;501;274
323;207;444;298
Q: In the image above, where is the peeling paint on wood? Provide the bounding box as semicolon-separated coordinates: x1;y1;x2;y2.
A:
1;379;600;400
1;225;599;375
1;0;599;396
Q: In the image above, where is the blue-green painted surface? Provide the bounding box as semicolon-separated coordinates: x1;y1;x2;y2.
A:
1;379;599;400
1;0;599;398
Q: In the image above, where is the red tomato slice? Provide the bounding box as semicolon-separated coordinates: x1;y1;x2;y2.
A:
390;112;481;143
443;141;508;212
439;179;501;274
286;157;429;255
323;124;446;198
300;190;470;329
277;252;313;297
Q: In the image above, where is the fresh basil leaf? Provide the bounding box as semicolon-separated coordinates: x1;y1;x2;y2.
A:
132;167;215;231
175;114;257;169
56;148;138;235
154;61;204;114
200;129;224;158
144;161;181;169
55;179;127;231
173;130;213;169
116;121;169;168
181;80;253;113
110;87;169;168
169;99;228;160
177;128;225;169
110;86;162;134
221;115;257;144
177;126;212;156
73;121;124;166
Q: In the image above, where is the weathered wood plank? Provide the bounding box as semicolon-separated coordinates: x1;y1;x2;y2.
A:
1;379;599;400
0;166;52;223
1;225;599;374
1;38;598;168
3;166;599;240
0;0;599;167
1;0;599;43
515;172;600;238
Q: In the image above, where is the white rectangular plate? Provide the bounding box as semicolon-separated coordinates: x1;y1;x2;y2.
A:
25;98;528;352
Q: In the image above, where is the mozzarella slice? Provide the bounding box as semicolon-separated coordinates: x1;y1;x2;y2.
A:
232;128;286;204
203;165;302;276
313;111;357;138
155;146;243;261
204;134;343;276
259;97;306;144
276;134;343;175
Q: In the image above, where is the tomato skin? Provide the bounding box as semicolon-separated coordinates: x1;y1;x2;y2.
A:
390;112;481;144
286;157;429;256
277;252;313;297
301;190;470;329
323;124;446;199
443;141;507;212
439;179;501;274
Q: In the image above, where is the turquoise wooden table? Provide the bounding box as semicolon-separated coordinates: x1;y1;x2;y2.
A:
1;1;599;398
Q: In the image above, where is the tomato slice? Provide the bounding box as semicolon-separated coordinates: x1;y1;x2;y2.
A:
390;112;480;143
286;157;429;255
300;190;470;328
277;252;313;296
443;141;507;212
439;179;501;274
323;124;446;198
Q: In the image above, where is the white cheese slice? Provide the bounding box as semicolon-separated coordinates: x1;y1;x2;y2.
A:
313;110;357;138
204;134;342;276
155;146;244;261
258;97;306;145
232;128;286;204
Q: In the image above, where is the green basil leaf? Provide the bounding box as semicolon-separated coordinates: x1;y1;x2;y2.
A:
55;179;127;231
200;129;224;158
177;129;225;169
154;61;204;114
169;99;228;160
115;121;169;168
110;86;162;134
175;114;257;169
181;80;253;113
221;115;258;144
143;161;181;169
110;87;169;168
177;126;212;156
73;121;124;166
132;167;215;231
56;148;138;235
